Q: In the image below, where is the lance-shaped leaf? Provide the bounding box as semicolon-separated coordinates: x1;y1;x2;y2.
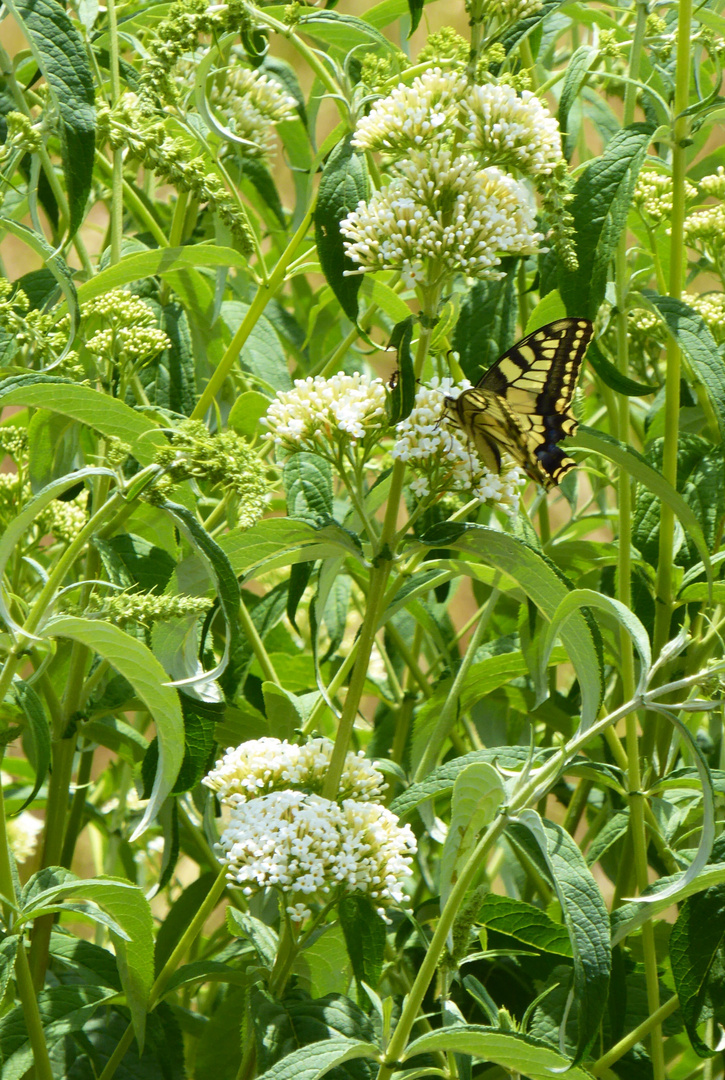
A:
386;316;416;424
557;123;654;317
42;617;183;839
254;1037;378;1080
314;134;370;323
5;0;95;237
440;762;504;912
402;1026;596;1078
507;811;611;1064
12;679;51;813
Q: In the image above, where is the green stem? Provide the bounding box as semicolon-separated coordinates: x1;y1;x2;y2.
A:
59;740;94;868
98;867;229;1080
652;0;692;660
191;200;316;421
376;816;508;1080
105;0;123;265
15;940;55;1080
94;153;168;247
591;995;680;1076
413;588;499;781
238;596;281;685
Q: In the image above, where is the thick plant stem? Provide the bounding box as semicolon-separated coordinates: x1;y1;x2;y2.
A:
15;942;55;1080
652;0;693;658
191;202;315;421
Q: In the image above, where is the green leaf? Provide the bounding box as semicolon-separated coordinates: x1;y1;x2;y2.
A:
0;221;79;350
19;869;154;1048
669;883;725;1056
12;679;51;813
221;518;365;577
159;501;242;694
94;534;176;595
391;747;543;819
508;812;611;1064
477;894;573;957
420;524;603;731
254;1038;379;1080
495;1;566;58
386;316;416;424
229;390;272;438
645;291;725;440
440;763;504;909
524;289;567;335
452;261;518;382
284;454;333;524
539;588;652;706
556;123;654;317
571;425;713;588
558;45;598;156
222;301;292;392
585;808;629;868
253;989;377;1079
612;862;725;945
297;11;395;53
586;339;658;396
5;0;95;237
42;617;184;838
339;895;387;993
74;245;250;305
406;0;424;34
295;924;353;999
402;1026;596;1077
0;937;19;1003
0;375;167;465
314;135;370;323
0;987;116;1080
226;907;278;967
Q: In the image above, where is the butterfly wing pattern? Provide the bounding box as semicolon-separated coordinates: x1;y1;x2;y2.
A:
445;318;594;491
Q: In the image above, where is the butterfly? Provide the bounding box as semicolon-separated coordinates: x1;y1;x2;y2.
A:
444;318;594;491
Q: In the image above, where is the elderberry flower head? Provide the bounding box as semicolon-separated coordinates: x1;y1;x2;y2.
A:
216;789;416;921
634;169;697;225
683;204;725;255
6;812;43;863
341;154;542;284
484;0;543;22
203;736;386;806
263;373;388;457
393;379;524;512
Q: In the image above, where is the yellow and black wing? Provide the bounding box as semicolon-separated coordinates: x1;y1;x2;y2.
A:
446;318;593;490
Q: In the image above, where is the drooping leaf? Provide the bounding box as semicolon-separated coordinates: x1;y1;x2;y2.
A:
284;454;334;524
338;895;387;994
386;316;416;424
314;135;370;323
402;1026;597;1078
508;811;611;1064
452;260;518;382
12;679;51;813
477;893;573;957
42;617;184;839
439;762;504;909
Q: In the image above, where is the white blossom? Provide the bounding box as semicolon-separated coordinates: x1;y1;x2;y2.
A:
351;68;465;155
216;790;416;921
393;378;524;513
466;84;564;179
262;373;388;454
6;811;43;863
203;736;386;806
341;153;542;281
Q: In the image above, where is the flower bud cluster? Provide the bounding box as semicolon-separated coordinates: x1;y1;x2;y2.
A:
154;420;269;526
392;378;524;511
263;373;388;458
0;112;41;168
683;291;725;343
0;475;87;544
103;592;213;625
84;291;170;367
204;737;387;805
204;737;415;922
0;282;67;367
634;169;697;225
342;68;571;283
699;166;725;200
97;94;253;252
202;60;298;160
0;426;29;461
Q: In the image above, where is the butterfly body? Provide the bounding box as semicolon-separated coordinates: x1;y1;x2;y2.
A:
444;318;593;491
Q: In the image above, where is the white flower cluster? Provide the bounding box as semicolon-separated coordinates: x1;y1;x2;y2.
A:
683;291;725;343
263;373;388;455
467;84;562;178
393;378;524;511
175;53;297;160
341;155;542;282
699;166;725;200
203;736;386;805
352;69;465;156
633;169;697;225
205;738;415;923
217;790;416;922
485;0;543;20
342;69;563;283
